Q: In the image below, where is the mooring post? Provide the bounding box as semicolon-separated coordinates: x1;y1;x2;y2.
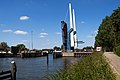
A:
11;61;17;80
47;53;49;64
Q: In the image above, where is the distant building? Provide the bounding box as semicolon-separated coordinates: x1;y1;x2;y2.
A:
0;45;4;51
11;46;19;55
42;49;53;53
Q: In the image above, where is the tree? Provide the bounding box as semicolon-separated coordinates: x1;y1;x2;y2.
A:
83;46;93;50
17;44;26;52
0;42;10;52
53;46;61;51
95;7;120;51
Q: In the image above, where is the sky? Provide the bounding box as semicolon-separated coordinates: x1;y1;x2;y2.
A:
0;0;120;49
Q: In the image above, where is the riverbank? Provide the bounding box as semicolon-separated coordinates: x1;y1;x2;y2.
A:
0;53;19;58
49;52;116;80
0;53;45;58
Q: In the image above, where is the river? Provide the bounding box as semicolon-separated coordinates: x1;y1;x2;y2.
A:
0;54;82;80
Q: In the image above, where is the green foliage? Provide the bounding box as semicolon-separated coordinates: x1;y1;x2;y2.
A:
95;7;120;51
48;53;116;80
53;46;61;51
0;42;10;52
115;45;120;56
17;44;26;51
83;46;93;49
75;48;81;52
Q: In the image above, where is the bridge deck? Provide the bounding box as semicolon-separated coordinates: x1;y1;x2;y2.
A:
62;52;93;57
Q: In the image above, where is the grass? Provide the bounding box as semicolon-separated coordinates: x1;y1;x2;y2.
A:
115;45;120;57
48;52;116;80
116;74;120;80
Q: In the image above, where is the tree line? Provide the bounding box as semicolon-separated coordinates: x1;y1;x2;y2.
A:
0;42;62;53
95;7;120;51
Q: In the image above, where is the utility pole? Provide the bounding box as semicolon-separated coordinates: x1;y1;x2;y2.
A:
31;31;33;50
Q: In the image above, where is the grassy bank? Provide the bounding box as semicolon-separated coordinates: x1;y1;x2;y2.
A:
48;52;116;80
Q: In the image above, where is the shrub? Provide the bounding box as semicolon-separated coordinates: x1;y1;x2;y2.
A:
48;53;116;80
115;45;120;57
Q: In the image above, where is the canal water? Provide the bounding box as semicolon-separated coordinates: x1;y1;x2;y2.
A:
0;54;82;80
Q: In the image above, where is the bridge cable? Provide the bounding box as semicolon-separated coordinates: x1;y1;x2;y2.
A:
64;9;68;22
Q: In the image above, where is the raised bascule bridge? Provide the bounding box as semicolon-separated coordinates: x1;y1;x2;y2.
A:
61;3;77;52
54;3;92;58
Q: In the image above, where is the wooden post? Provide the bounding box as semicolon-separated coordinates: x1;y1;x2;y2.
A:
11;61;17;80
47;53;49;65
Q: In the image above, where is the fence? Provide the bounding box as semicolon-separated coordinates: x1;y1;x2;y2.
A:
0;61;17;80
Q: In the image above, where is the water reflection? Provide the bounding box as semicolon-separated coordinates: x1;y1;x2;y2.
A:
0;54;82;80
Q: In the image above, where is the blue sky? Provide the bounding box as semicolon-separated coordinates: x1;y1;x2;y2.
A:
0;0;120;49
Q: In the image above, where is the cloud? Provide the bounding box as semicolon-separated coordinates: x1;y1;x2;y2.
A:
2;30;13;33
81;21;85;24
94;30;98;34
0;24;6;27
40;32;48;35
56;32;61;35
54;42;58;44
88;30;98;38
40;35;45;38
14;30;28;35
20;16;30;20
88;32;96;38
40;32;48;38
2;29;28;35
87;35;94;38
46;39;50;42
21;40;30;42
